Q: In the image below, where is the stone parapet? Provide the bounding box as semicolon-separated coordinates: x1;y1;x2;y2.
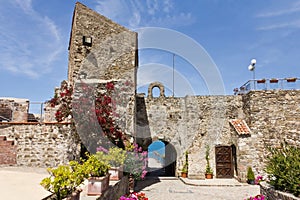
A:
0;123;80;167
260;182;300;200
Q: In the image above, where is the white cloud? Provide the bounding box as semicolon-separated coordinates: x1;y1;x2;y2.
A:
94;0;194;28
14;0;33;14
256;1;300;18
256;1;300;31
257;20;300;31
0;1;62;79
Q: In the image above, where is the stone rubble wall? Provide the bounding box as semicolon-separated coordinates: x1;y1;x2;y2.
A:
137;92;244;179
138;88;300;181
0;136;17;165
260;182;300;200
0;98;29;122
68;2;137;136
238;90;300;181
0;123;81;167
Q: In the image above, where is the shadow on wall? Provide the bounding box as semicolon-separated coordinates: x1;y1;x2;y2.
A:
136;94;152;150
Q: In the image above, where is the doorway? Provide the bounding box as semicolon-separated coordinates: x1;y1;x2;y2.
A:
215;145;233;178
147;140;176;176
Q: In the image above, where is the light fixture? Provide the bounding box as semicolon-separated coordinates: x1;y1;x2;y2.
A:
83;36;92;47
248;59;256;71
248;58;257;89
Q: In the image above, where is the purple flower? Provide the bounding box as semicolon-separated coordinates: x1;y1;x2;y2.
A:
96;146;108;153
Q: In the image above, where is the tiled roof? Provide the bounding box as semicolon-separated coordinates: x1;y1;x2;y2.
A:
229;119;251;135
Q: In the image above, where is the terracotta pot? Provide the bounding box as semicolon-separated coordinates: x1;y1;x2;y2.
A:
109;166;123;181
286;78;297;82
270;79;278;83
257;79;266;84
181;172;188;178
64;190;81;200
205;173;213;179
87;174;110;196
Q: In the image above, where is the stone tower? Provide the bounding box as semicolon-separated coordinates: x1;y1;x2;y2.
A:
68;2;138;140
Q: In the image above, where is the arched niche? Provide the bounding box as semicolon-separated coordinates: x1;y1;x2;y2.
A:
147;82;165;99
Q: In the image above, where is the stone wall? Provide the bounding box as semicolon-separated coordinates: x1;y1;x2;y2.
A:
0;123;81;167
0;135;16;165
0;98;29;122
260;182;300;200
137;85;300;181
238;90;300;180
68;2;138;138
136;88;244;179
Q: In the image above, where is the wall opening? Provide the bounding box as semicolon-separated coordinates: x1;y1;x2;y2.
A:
152;87;160;98
147;82;165;99
147;140;176;177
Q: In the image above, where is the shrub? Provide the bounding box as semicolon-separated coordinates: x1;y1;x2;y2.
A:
205;146;213;174
96;146;127;167
83;154;110;177
265;143;300;197
247;166;255;182
40;161;86;200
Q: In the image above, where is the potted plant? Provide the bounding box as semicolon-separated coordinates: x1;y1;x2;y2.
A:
181;151;188;178
205;145;213;179
123;143;148;192
247;166;255;184
83;154;110;196
96;146;127;181
40;161;85;200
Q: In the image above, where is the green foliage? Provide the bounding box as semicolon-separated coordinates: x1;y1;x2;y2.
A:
265;143;300;197
247;166;255;181
96;147;127;167
40;161;87;200
182;151;188;173
83;154;109;177
205;145;213;174
182;163;188;173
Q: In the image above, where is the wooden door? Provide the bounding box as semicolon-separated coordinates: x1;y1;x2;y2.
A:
215;146;233;178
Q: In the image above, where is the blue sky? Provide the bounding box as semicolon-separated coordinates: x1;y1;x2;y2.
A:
1;0;300;104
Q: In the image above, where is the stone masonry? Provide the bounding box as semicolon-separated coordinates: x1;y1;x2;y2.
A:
0;123;80;167
68;2;137;138
0;98;29;122
0;3;299;183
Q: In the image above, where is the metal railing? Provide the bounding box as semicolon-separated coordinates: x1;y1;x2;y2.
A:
29;102;45;122
235;77;300;95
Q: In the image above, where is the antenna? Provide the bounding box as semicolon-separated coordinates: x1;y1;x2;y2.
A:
172;53;175;97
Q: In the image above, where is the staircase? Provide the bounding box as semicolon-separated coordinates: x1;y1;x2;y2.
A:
0;136;17;165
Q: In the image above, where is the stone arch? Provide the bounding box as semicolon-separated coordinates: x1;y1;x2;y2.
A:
147;137;177;177
148;82;165;98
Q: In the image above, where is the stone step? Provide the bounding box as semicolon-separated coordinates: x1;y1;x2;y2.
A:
0;136;7;141
0;140;14;146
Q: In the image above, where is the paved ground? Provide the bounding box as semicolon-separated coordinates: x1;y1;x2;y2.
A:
0;167;51;200
0;167;260;200
136;177;260;200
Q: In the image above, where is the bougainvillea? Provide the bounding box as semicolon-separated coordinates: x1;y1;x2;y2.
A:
119;192;148;200
48;80;129;146
48;81;73;122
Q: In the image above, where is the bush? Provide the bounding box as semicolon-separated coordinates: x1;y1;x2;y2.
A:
96;146;127;167
40;161;87;200
83;154;110;177
265;143;300;197
247;166;255;182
